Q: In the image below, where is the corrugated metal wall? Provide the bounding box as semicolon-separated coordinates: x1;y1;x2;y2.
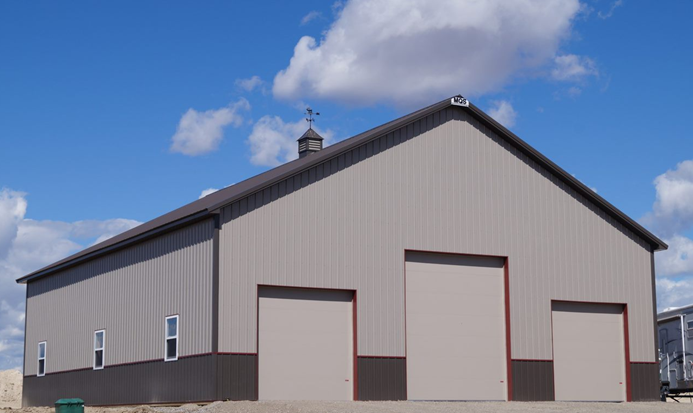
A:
24;219;214;374
218;107;655;362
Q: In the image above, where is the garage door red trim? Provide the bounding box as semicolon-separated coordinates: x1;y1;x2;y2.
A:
550;299;631;402
256;284;358;401
404;249;512;401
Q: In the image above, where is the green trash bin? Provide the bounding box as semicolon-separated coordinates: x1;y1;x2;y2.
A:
55;398;84;413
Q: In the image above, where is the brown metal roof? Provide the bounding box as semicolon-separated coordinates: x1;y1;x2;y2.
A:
16;96;667;284
298;128;324;141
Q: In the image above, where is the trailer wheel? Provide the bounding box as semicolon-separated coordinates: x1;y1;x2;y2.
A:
661;381;670;402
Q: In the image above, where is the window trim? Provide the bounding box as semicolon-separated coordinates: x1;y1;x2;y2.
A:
93;329;105;370
37;341;46;377
165;315;179;362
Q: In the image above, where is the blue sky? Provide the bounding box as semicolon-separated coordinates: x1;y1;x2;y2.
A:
0;0;692;370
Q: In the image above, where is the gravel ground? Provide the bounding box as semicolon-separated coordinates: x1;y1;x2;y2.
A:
7;400;693;413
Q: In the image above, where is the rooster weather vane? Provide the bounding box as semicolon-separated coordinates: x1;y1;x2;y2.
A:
305;107;320;130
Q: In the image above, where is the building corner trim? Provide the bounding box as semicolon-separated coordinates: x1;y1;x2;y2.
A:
211;214;221;400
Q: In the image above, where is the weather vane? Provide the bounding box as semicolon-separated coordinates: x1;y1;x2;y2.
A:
305;106;320;130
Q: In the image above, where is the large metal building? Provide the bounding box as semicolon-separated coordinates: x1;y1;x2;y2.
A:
17;96;667;405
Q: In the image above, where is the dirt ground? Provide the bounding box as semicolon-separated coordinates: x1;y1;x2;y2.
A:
0;370;22;409
4;370;693;412
6;400;693;413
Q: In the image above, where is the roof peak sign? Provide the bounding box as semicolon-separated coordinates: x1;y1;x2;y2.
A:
451;95;469;107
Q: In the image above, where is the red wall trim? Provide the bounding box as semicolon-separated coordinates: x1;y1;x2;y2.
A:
215;352;258;356
403;249;513;401
405;248;507;259
27;351;256;378
552;299;629;306
504;259;513;401
511;359;553;363
630;361;658;365
255;284;260;401
255;284;358;401
403;249;408;400
358;355;406;359
353;290;358;400
624;304;632;402
550;308;556;401
549;299;631;402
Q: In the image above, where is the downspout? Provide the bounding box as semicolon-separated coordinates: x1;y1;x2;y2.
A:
681;315;687;381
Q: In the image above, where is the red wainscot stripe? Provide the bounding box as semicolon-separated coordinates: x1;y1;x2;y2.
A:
26;352;257;377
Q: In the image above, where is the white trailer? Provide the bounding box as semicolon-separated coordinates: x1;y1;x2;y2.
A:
658;304;693;401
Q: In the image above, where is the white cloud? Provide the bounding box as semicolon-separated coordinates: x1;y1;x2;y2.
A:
235;76;265;93
567;86;582;97
0;189;26;260
598;0;623;19
199;188;219;199
638;159;693;311
487;100;517;128
550;54;598;82
657;235;693;277
0;188;140;370
247;117;334;167
645;161;693;280
301;11;322;25
656;278;693;312
644;160;693;238
170;98;250;156
273;0;583;107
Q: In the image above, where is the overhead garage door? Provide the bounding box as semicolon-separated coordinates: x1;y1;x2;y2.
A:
552;302;627;401
405;252;507;400
258;287;354;400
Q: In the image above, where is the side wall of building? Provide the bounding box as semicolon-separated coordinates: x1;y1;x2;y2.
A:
23;219;215;405
218;106;656;398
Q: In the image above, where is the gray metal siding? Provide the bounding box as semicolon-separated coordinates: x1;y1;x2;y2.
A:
218;107;655;362
24;220;214;375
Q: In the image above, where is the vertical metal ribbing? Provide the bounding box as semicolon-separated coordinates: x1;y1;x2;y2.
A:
24;220;215;374
216;107;654;362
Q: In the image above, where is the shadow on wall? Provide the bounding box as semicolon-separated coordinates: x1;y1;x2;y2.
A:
27;220;214;299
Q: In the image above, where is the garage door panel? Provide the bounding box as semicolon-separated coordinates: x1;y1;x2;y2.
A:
406;254;504;273
552;302;626;402
408;274;504;295
406;252;507;401
407;294;504;316
258;287;353;401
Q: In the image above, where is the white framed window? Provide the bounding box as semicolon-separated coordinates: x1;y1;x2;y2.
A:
165;315;179;362
94;330;105;370
37;341;46;377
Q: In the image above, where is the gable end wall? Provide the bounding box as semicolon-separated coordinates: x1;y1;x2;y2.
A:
218;107;655;362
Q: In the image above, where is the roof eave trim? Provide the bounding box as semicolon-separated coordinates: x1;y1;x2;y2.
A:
16;210;212;284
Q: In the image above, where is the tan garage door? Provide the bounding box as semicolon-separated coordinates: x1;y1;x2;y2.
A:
258;287;354;400
552;302;627;401
405;252;507;400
